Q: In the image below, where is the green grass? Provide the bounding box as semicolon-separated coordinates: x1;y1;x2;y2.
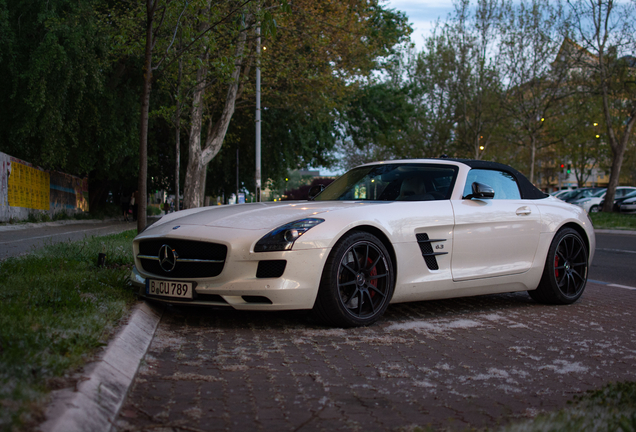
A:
0;230;137;431
590;212;636;230
398;382;636;432
501;381;636;432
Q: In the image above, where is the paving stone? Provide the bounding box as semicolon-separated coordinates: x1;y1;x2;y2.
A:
115;283;636;431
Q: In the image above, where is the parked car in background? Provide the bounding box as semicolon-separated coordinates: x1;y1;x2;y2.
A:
599;190;636;212
572;187;636;213
562;187;605;203
551;189;576;201
619;195;636;213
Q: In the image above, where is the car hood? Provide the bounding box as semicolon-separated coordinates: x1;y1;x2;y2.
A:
150;201;385;231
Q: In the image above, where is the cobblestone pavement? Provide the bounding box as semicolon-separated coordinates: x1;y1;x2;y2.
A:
115;282;636;432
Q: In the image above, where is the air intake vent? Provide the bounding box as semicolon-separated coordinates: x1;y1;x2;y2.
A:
256;260;287;278
416;233;447;271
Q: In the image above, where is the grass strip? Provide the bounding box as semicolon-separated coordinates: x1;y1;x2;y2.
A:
0;230;137;431
590;212;636;230
501;381;636;432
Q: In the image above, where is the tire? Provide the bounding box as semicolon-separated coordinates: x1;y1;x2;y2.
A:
312;231;394;327
528;227;588;305
589;205;600;213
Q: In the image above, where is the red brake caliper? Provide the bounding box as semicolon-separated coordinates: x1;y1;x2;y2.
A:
554;255;559;279
368;258;378;297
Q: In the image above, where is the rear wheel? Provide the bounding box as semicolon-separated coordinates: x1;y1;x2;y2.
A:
529;227;588;304
589;205;600;213
312;232;394;327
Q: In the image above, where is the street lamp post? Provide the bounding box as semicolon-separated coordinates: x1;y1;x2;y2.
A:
255;20;262;202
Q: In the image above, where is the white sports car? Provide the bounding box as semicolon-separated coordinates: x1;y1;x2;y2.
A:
131;159;595;327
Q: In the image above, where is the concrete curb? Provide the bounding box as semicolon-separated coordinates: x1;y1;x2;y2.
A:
595;229;636;236
39;301;164;432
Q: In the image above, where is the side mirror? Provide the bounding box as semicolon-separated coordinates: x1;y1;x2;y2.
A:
308;184;325;200
464;182;495;200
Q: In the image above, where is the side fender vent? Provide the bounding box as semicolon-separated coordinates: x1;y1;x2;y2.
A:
416;233;448;271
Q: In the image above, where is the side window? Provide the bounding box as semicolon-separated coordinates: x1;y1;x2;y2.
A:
463;169;521;200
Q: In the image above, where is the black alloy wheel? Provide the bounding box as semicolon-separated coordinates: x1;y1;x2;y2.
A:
529;227;588;304
313;232;394;327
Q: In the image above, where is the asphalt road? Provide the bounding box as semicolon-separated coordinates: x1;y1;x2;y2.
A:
589;232;636;287
0;219;137;260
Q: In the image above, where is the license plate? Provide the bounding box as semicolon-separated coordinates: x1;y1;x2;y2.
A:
146;279;194;299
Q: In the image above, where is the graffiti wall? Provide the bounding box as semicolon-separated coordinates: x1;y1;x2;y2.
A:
0;152;89;222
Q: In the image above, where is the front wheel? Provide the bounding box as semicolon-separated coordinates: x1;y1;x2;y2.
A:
529;227;588;304
312;232;394;327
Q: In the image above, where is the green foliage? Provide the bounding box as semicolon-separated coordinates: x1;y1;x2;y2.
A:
501;381;636;432
146;204;162;216
205;105;340;196
0;0;139;176
0;230;137;430
338;80;416;170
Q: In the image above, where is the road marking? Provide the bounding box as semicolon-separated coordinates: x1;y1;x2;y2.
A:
596;247;636;254
608;284;636;290
0;224;128;245
588;279;608;285
588;279;636;290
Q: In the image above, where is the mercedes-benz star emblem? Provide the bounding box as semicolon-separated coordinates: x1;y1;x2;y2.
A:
158;244;178;272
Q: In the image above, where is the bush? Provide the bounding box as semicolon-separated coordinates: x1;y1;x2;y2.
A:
147;204;162;216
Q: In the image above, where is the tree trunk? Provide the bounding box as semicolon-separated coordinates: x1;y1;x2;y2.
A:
183;51;208;209
529;135;536;184
199;167;207;204
137;0;155;232
183;24;247;209
174;56;182;211
599;75;636;211
601;116;636;212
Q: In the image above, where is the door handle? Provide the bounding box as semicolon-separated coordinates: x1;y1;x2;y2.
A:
516;207;531;216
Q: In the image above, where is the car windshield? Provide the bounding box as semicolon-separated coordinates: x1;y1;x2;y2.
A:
570;189;599;200
314;163;458;202
621;190;636;200
594;189;607;198
555;190;575;200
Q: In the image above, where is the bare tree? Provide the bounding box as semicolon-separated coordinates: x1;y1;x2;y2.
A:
448;0;505;160
567;0;636;211
498;0;569;183
183;12;253;208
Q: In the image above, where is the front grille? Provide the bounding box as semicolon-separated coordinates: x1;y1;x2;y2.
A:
256;260;287;278
138;239;227;279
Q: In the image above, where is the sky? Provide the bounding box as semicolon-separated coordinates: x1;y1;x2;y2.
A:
386;0;456;51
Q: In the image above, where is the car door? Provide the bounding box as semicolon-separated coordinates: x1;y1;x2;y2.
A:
450;169;542;281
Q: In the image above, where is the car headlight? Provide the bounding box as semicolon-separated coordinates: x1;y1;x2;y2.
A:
254;218;325;252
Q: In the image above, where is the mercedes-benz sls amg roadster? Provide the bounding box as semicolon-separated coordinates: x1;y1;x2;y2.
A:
131;159;595;327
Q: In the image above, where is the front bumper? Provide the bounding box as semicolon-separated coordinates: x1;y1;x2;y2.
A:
130;247;330;310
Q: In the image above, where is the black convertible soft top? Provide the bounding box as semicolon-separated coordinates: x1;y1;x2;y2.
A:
448;159;549;200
